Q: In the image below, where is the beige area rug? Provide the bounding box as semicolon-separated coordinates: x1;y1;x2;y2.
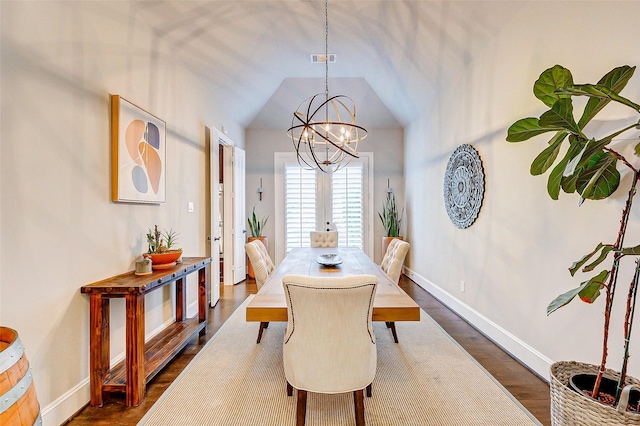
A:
139;296;542;425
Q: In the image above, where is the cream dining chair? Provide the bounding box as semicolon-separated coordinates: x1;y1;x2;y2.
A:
244;239;275;343
310;230;338;248
282;274;378;426
380;238;410;343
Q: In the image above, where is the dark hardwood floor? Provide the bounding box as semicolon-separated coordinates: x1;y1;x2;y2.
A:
65;276;551;425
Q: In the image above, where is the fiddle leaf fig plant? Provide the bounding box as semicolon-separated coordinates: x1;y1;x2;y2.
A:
507;64;640;406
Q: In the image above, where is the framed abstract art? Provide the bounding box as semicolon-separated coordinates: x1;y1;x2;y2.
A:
111;95;166;204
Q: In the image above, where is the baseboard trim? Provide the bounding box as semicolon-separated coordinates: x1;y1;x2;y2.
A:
403;266;553;381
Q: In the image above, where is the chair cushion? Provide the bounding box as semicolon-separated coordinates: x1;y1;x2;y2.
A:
282;274;377;394
380;238;410;284
310;231;338;248
244;240;274;289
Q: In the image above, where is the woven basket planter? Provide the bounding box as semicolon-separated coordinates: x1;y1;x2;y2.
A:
550;361;640;426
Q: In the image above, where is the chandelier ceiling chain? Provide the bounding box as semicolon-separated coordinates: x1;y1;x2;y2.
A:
287;0;368;173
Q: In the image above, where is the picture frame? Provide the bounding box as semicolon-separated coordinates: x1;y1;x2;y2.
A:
111;95;166;204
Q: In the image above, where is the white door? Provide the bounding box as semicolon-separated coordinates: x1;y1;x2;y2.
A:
209;127;231;305
232;147;246;284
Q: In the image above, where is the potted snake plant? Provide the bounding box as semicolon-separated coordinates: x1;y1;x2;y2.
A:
247;207;269;279
507;64;640;424
378;192;403;256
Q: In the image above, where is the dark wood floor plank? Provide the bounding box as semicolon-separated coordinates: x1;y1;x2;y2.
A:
65;276;550;425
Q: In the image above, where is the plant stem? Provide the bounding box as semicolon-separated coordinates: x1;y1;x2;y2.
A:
593;171;639;397
616;258;639;403
604;147;639;174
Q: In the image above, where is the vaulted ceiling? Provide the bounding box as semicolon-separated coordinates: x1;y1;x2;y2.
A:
132;1;524;129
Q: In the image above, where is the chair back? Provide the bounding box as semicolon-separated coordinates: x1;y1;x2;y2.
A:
380;238;410;284
282;274;377;394
310;231;338;248
244;239;275;289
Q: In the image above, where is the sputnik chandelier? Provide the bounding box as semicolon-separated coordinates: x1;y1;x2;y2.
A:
287;0;367;173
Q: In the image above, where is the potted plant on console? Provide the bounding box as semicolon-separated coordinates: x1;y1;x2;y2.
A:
379;192;403;257
247;207;269;279
507;64;640;424
145;225;182;270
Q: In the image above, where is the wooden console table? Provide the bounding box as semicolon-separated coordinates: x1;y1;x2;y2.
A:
81;257;211;407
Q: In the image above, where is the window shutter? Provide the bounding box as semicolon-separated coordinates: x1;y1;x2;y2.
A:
332;164;364;249
284;165;316;253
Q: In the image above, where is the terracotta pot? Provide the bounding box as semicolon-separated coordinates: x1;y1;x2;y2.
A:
247;237;268;279
381;236;402;258
145;250;182;269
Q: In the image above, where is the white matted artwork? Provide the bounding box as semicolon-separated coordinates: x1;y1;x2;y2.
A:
111;95;166;204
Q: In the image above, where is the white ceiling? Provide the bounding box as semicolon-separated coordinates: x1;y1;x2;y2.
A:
132;1;524;129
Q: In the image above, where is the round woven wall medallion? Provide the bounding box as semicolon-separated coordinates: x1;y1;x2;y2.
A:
443;144;485;229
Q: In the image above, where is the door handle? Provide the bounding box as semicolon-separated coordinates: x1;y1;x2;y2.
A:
214;237;221;241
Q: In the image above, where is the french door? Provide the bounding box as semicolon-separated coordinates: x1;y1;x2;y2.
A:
274;153;373;264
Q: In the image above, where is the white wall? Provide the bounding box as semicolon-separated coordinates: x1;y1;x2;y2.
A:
246;127;403;263
0;2;244;424
404;1;640;381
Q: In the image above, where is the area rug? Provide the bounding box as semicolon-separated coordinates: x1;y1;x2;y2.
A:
139;296;542;425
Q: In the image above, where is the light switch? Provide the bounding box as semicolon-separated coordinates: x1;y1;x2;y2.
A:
188;202;194;213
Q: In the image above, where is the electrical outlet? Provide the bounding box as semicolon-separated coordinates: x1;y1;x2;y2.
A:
460;280;465;292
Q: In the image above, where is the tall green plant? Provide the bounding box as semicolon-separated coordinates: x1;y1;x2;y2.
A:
247;207;269;238
378;192;403;237
507;64;640;404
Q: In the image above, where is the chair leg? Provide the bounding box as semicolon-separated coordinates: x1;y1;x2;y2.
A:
366;383;372;397
353;389;365;426
296;389;307;426
389;321;399;343
287;381;293;396
256;322;269;343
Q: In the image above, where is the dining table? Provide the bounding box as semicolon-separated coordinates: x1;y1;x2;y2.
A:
245;246;420;323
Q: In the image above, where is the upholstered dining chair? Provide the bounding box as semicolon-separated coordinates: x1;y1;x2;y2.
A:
282;274;378;426
310;230;338;248
244;239;275;343
380;238;410;343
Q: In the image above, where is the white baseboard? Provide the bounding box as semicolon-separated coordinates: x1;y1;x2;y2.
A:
403;266;553;381
41;313;188;425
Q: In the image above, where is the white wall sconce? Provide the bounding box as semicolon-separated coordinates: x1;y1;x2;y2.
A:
258;178;263;201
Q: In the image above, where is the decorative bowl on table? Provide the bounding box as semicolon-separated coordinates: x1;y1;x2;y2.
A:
144;250;182;270
317;253;343;266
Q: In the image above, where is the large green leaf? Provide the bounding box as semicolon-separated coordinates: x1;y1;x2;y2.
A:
548;137;587;199
507;117;561;142
539;99;582;135
566;84;640;112
569;242;604;276
575;152;620;201
620;245;640;256
530;132;567;175
547;270;610;315
635;141;640;157
534;65;574;108
578;66;636;128
583;245;615;272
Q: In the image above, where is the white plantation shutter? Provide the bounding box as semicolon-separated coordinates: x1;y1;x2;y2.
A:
284;165;317;253
332;164;364;250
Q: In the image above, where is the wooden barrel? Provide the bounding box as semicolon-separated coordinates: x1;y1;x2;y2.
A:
0;327;41;426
